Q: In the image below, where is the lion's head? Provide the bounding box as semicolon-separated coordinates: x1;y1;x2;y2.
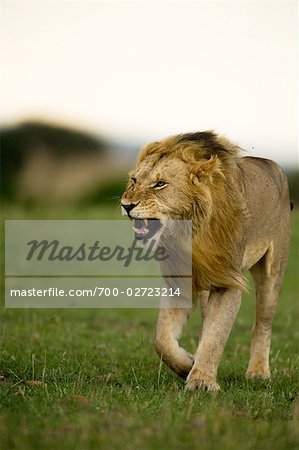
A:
121;131;247;291
121;132;240;238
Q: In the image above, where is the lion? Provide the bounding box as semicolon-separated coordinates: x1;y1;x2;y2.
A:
121;131;291;391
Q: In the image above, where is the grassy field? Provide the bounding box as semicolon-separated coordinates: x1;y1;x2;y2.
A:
0;205;298;450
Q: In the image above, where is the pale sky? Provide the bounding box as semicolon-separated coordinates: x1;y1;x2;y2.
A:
1;0;298;166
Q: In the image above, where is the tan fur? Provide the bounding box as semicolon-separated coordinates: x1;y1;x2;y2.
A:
121;131;291;391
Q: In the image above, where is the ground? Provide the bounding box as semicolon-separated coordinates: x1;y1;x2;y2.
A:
0;205;298;450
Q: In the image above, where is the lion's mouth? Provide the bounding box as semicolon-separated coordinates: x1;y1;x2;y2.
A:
132;218;162;240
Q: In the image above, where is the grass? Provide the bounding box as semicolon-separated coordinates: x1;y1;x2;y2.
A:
0;205;298;450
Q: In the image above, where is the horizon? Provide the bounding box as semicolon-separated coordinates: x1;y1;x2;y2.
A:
1;1;298;167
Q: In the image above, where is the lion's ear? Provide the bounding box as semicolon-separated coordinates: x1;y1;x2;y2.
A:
190;155;225;184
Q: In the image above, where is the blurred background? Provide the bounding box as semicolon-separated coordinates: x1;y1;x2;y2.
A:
1;1;298;208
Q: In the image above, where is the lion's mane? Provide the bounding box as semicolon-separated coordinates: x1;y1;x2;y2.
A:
138;131;248;291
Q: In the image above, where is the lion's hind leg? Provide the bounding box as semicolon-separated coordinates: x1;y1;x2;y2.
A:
246;241;289;380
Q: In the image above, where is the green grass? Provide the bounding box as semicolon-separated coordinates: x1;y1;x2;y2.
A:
0;205;298;450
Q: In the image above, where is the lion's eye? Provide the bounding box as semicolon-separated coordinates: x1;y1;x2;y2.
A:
131;177;137;184
153;181;167;189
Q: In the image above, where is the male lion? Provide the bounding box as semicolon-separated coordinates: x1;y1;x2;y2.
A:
121;131;291;391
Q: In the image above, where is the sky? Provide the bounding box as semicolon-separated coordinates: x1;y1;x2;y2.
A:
1;0;298;166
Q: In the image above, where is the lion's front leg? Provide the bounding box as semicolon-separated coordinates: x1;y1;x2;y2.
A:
186;289;241;391
155;303;194;379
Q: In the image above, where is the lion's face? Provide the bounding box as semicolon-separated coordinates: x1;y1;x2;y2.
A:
121;155;197;240
121;133;228;241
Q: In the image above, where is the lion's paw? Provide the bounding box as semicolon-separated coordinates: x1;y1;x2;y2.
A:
185;368;220;392
245;369;270;380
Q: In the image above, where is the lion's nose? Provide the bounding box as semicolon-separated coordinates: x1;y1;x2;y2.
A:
121;201;139;216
